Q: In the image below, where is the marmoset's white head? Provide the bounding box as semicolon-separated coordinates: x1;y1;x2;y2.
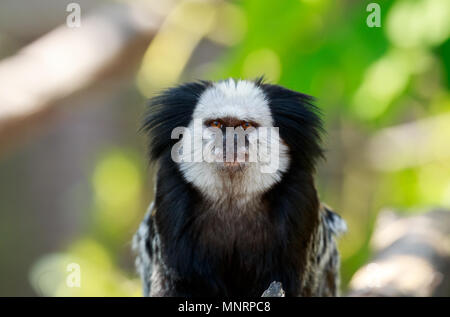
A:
143;78;323;204
177;79;290;202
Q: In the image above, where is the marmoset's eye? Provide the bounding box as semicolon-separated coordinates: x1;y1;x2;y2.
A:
241;122;252;130
210;120;222;128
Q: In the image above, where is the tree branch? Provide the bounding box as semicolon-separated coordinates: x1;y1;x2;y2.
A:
348;208;450;296
0;3;164;153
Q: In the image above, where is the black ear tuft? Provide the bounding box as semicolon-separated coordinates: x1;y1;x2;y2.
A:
254;76;266;87
141;81;212;162
259;83;324;172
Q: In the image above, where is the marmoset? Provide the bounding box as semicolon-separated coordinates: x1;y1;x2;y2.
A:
133;78;346;297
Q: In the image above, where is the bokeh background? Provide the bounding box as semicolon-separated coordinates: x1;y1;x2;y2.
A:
0;0;449;296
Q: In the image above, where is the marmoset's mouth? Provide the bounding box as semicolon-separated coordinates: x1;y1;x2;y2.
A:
223;161;242;167
216;160;248;172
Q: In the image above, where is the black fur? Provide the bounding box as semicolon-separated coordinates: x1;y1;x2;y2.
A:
135;79;344;297
142;81;212;161
257;82;324;172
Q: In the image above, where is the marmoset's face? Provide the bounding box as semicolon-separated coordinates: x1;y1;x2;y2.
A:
175;79;291;200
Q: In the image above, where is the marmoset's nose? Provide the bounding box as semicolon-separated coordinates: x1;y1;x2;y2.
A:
221;133;239;161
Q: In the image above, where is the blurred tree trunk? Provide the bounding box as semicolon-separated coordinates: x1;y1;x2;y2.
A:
0;2;165;155
348;209;450;296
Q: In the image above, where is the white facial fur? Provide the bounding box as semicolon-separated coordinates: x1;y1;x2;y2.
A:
178;79;290;204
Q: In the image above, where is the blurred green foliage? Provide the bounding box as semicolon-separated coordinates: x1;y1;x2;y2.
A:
30;0;449;296
30;149;145;296
211;0;450;288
